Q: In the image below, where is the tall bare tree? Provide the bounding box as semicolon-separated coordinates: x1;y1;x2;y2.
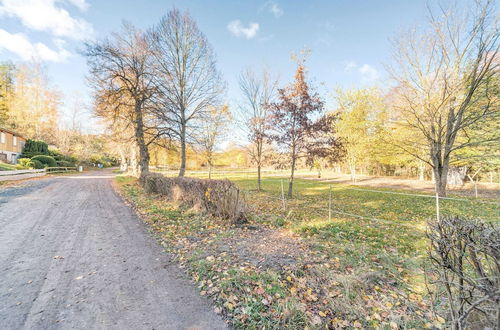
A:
238;67;278;190
85;22;158;180
149;9;224;177
389;0;499;196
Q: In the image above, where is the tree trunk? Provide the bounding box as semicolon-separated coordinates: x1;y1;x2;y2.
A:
350;165;356;182
256;140;263;191
129;144;138;177
119;147;128;172
433;164;449;197
137;142;149;181
257;165;261;191
208;162;212;180
418;160;425;181
288;151;296;198
179;121;186;177
431;141;450;197
134;102;150;182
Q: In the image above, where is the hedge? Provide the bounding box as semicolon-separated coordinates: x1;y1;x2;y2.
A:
30;159;44;169
31;155;57;168
56;160;75;167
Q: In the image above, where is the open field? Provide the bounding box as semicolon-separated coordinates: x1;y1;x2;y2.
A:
116;170;499;329
153;168;500;199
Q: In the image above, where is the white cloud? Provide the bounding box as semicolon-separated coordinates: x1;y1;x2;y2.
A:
66;0;90;11
262;1;283;18
269;2;283;18
0;29;70;62
343;61;379;83
358;64;379;82
344;61;358;72
227;20;259;39
0;0;93;40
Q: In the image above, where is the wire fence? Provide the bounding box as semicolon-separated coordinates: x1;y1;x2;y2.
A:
270;180;496;222
154;168;500;226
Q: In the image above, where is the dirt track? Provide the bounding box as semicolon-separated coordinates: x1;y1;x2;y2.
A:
0;171;226;330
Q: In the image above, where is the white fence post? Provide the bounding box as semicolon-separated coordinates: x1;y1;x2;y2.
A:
328;184;332;221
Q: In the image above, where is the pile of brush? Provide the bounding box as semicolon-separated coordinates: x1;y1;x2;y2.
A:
142;172;247;224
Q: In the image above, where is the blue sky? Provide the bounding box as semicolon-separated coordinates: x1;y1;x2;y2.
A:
0;0;434;130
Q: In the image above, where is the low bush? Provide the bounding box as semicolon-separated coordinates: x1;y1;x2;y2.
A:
17;158;33;169
50;149;78;164
31;155;57;168
56;160;75;167
427;216;499;329
30;159;44;169
14;158;44;169
142;172;247;224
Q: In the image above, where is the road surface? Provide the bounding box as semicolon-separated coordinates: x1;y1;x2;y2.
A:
0;171;226;330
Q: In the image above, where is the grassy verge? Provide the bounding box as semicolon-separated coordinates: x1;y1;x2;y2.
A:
0;163;16;171
115;174;495;329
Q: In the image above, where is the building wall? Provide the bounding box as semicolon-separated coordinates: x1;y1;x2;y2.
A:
0;130;26;163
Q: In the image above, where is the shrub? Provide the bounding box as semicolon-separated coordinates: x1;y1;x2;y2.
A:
21;139;49;158
142;173;247;224
56;160;75;167
426;216;499;329
50;149;78;164
31;155;57;168
30;159;44;169
16;158;44;169
89;154;115;167
17;158;33;169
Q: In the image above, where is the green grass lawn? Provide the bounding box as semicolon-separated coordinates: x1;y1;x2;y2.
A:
234;176;498;222
0;163;16;171
116;172;499;329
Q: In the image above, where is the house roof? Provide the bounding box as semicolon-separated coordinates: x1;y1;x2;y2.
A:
0;127;26;139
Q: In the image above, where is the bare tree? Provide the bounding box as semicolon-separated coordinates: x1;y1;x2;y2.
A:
389;0;499;196
85;22;158;180
199;105;231;179
149;9;224;177
238;67;278;190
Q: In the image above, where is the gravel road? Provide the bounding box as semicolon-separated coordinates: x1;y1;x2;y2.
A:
0;171;226;330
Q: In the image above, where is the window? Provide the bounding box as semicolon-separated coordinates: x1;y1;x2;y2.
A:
0;132;4;144
13;136;17;146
